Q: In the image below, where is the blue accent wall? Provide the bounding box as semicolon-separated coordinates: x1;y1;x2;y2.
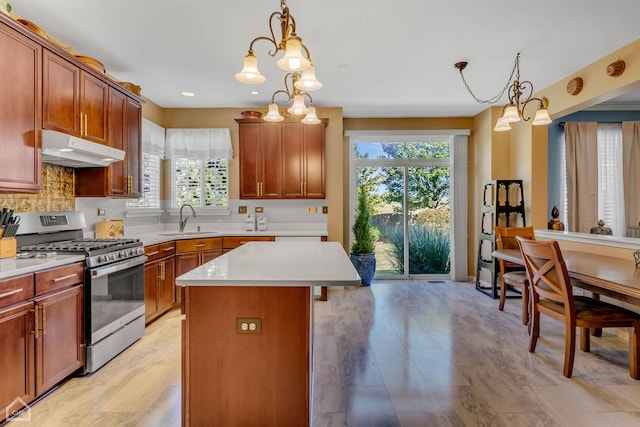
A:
547;111;640;219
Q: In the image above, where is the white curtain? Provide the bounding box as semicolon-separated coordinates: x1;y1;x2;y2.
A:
564;122;598;233
622;121;640;231
596;123;624;236
142;118;165;158
165;128;232;159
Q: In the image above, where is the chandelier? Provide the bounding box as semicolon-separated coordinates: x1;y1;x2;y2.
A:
454;53;552;131
235;0;322;124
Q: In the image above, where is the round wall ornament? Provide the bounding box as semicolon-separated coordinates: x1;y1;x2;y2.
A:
607;59;625;77
566;77;583;96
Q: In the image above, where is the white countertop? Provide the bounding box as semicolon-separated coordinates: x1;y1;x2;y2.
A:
0;254;85;280
176;241;361;287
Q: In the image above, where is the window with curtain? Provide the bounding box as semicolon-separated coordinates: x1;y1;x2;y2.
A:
165;128;232;210
127;119;165;209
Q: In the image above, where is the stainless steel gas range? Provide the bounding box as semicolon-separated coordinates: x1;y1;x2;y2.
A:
17;212;146;374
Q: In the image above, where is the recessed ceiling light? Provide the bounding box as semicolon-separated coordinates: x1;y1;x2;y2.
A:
251;91;259;95
58;148;73;152
182;91;195;97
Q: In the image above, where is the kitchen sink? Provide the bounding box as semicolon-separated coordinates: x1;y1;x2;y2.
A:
157;231;218;236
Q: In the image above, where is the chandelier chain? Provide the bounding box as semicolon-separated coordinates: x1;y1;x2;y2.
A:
458;53;521;105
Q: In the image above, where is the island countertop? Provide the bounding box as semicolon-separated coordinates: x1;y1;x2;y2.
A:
175;241;361;287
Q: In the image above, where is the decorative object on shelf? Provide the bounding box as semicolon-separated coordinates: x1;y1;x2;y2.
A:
0;0;11;15
74;55;105;73
454;52;552;132
234;0;322;125
548;205;565;230
240;110;263;119
634;250;640;268
118;82;141;96
16;18;72;51
590;219;612;235
350;189;376;286
566;77;584;96
607;58;626;77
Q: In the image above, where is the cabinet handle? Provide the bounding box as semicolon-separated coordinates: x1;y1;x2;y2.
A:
52;273;77;283
0;288;22;299
31;308;38;339
127;176;133;193
84;113;88;136
162;262;166;280
41;304;46;335
259;182;263;197
193;244;206;247
304;182;307;195
79;113;84;136
162;248;174;252
146;251;160;257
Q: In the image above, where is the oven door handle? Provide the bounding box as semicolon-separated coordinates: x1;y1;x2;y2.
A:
91;256;148;278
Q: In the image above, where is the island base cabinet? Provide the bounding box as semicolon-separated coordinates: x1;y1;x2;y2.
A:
182;286;311;427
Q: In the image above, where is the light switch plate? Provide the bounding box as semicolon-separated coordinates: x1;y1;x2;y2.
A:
322;206;328;214
308;207;317;213
255;207;263;213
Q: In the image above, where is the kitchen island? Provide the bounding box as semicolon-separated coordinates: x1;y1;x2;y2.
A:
176;241;361;427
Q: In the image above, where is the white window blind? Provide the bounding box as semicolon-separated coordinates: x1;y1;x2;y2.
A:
597;123;624;235
166;128;232;209
127;119;165;209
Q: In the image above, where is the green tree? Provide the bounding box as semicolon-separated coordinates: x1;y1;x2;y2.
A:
381;142;450;211
354;147;386;215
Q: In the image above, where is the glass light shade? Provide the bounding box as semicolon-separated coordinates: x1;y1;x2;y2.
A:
301;106;321;124
494;117;511;132
263;103;284;122
235;53;266;84
287;94;308;115
294;65;323;91
276;38;311;72
502;104;521;122
532;108;552;125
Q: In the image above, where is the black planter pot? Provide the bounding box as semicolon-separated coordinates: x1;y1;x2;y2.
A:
350;253;376;286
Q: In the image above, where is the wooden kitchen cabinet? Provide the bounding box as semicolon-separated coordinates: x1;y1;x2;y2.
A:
43;49;108;145
0;20;41;193
236;119;327;199
144;242;176;324
175;238;223;304
75;90;142;198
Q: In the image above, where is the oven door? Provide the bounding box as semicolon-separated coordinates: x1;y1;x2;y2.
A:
86;255;147;345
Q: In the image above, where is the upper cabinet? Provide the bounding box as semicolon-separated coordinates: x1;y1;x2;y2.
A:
236;119;327;199
0;19;41;193
42;49;108;145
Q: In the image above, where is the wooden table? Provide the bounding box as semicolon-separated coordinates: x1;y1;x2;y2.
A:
493;248;640;306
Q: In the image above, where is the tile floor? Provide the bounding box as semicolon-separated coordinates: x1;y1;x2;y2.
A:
8;280;640;426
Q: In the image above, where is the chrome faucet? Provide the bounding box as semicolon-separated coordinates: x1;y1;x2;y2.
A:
179;204;197;233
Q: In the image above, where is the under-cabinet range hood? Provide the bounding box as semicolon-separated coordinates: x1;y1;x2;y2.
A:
41;129;125;168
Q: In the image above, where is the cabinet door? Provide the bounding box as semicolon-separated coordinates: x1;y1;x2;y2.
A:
282;123;304;198
0;301;36;417
0;25;41;192
175;253;200;278
201;249;223;265
144;260;159;323
42;49;79;135
80;72;108;145
158;257;175;314
303;124;325;198
107;88;127;196
238;122;261;198
126;98;142;197
260;123;283;198
34;285;83;396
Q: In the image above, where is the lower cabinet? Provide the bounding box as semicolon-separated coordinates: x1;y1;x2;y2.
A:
175;238;223;305
144;242;176;324
0;263;84;422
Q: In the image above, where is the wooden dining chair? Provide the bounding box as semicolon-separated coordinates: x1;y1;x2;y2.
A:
516;236;640;379
494;226;535;324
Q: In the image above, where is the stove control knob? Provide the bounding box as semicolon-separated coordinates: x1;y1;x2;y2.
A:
109;253;116;261
119;250;127;258
98;255;108;263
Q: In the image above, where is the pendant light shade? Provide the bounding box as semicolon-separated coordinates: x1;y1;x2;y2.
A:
301;106;321;124
532;108;552;125
294;64;322;91
264;103;284;122
277;38;311;72
502;105;521;122
235;52;266;84
494;117;512;132
287;94;308;115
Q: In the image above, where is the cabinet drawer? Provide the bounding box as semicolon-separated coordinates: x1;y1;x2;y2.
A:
223;236;275;250
145;241;175;262
0;274;34;308
35;262;84;296
176;238;222;254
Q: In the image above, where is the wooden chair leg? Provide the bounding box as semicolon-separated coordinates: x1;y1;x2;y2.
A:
580;327;590;352
630;322;640;380
521;283;529;325
590;293;602;337
564;323;576;378
529;310;540;352
498;276;507;311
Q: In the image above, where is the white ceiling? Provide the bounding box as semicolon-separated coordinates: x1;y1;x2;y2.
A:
11;0;640;118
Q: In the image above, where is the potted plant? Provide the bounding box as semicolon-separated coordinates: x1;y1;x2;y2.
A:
0;0;10;15
350;188;376;286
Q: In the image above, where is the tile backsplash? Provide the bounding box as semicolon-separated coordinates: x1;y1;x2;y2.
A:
0;164;75;212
